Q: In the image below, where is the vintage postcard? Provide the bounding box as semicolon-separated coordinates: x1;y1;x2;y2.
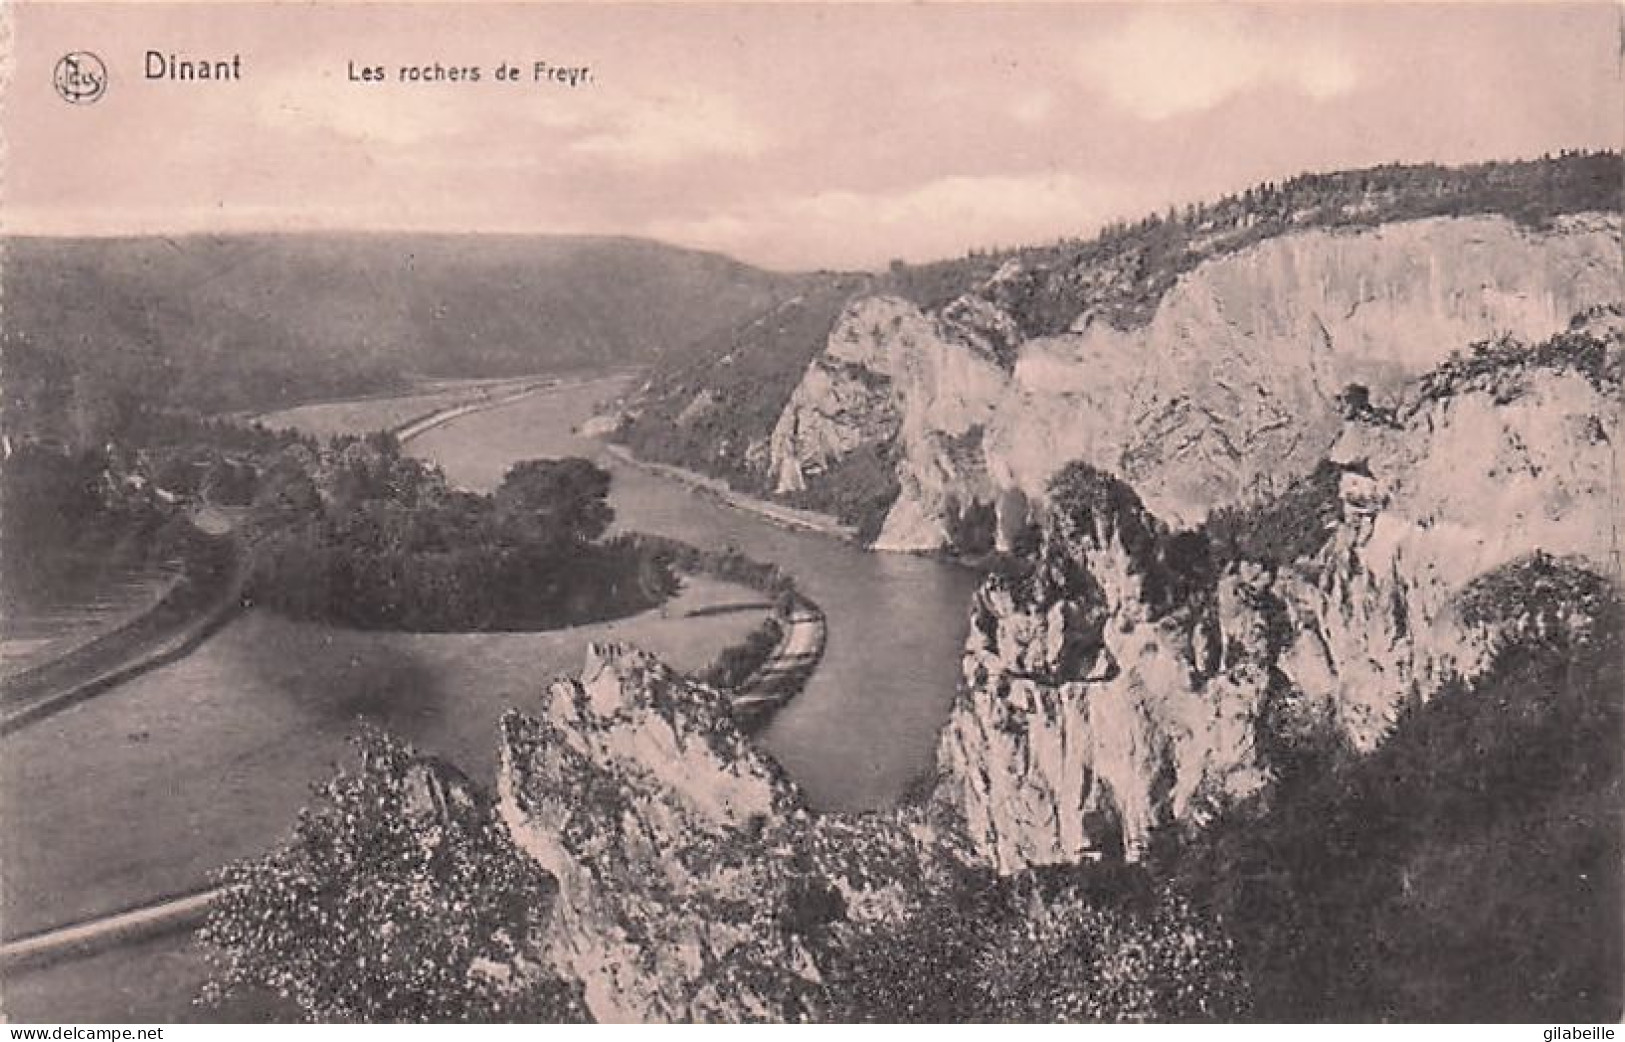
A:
1;1;1621;1026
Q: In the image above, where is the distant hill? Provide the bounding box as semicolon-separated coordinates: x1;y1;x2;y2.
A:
2;233;825;436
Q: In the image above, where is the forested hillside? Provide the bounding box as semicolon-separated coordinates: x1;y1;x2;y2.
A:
616;277;872;488
885;150;1622;341
2;234;819;436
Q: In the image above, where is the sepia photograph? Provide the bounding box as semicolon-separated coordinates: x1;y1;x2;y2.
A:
0;0;1621;1026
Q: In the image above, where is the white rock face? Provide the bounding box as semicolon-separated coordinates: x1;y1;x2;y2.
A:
997;214;1620;528
768;295;1010;549
937;321;1622;873
768;214;1622;548
938;477;1279;870
496;644;804;1022
497;643;961;1023
1284;352;1621;750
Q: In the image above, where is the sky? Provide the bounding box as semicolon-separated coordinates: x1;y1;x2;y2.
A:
5;2;1622;270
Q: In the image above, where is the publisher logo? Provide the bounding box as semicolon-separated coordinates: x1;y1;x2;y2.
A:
54;52;108;104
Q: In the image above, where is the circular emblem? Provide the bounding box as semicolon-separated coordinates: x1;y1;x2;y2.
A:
54;52;108;105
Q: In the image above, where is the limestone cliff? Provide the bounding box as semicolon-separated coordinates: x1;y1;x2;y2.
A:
769;214;1621;549
768;295;1010;549
496;643;958;1023
936;314;1622;872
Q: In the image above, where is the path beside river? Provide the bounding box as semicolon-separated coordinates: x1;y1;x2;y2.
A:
3;371;978;1021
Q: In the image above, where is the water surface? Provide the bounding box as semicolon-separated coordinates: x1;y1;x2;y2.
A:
409;376;979;810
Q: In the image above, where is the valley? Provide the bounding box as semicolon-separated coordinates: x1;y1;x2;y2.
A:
2;371;978;1019
1;151;1620;1024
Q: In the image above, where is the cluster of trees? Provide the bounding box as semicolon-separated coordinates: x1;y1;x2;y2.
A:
1;439;184;612
4;370;684;635
200;729;589;1022
245;445;677;632
822;858;1249;1022
1419;319;1622;405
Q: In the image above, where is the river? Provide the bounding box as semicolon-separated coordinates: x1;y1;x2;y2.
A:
405;375;980;810
1;374;976;1021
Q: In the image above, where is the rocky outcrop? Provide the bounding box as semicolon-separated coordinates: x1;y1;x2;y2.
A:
768;296;1009;550
937;315;1622;872
497;643;957;1023
938;466;1279;870
769;214;1622;548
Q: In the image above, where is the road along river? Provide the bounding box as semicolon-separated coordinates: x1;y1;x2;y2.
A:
405;374;981;811
0;374;976;1019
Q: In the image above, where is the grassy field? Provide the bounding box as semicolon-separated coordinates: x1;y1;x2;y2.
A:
253;375;550;440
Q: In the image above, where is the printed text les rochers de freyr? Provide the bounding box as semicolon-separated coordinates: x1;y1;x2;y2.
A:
347;60;593;86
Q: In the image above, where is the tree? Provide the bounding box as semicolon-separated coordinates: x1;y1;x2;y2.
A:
1334;382;1371;417
826;864;1249;1023
199;729;587;1022
974;885;1251;1022
495;458;614;544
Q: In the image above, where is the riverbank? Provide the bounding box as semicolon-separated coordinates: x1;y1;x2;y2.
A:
391;377;559;443
0;381;557;735
0;531;246;735
601;442;858;543
732;597;827;725
249;374;554;440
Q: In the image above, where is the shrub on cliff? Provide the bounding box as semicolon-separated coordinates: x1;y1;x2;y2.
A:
1418;326;1621;405
1202;459;1345;570
1172;585;1623;1021
198;729;588;1023
824;863;1249;1022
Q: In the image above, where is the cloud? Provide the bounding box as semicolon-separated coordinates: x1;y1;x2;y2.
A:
254;70;472;147
251;67;768;172
1077;9;1358;120
566;89;771;167
1010;90;1056;127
